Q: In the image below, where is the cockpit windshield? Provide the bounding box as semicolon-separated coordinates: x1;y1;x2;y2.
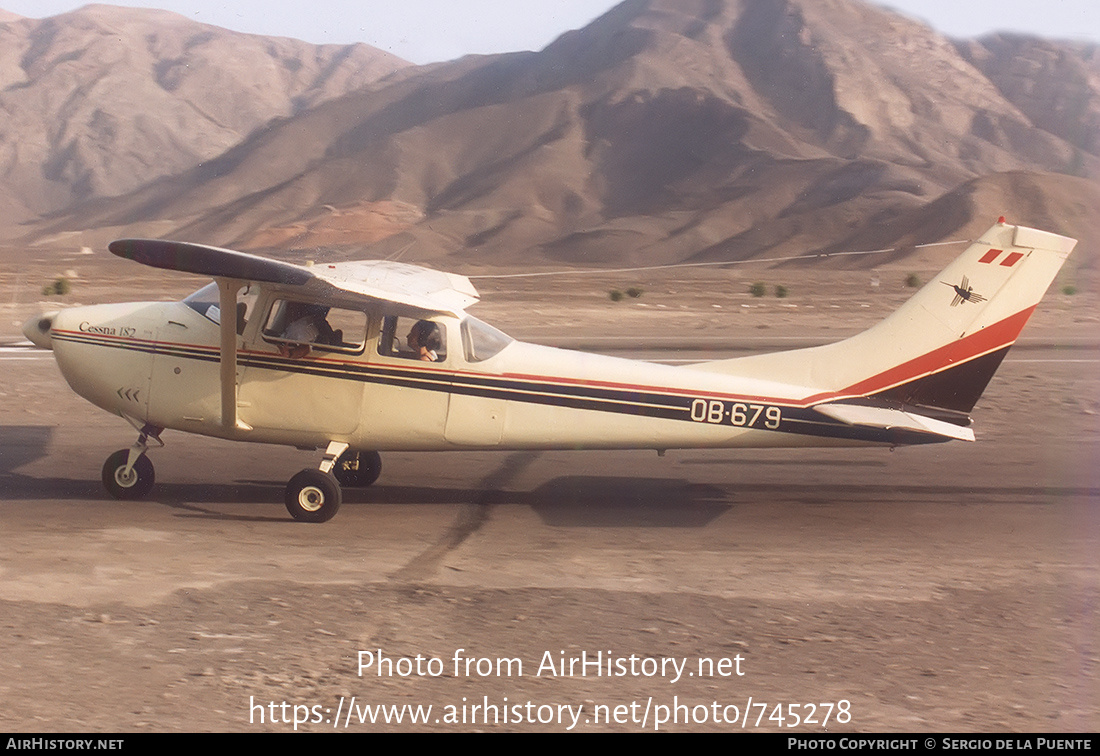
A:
183;282;258;334
461;316;513;362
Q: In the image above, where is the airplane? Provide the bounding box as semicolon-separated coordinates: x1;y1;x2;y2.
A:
21;218;1076;522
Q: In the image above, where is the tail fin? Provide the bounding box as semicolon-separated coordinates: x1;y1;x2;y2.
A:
695;220;1075;421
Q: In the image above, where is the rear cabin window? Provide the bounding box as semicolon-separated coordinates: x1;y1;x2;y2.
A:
262;299;367;353
378;316;447;363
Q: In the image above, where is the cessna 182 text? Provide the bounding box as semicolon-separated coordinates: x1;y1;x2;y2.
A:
22;220;1076;522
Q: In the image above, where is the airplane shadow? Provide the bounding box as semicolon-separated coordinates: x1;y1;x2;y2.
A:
2;469;1097;527
0;469;730;527
0;425;54;475
196;478;731;528
523;477;730;527
0;472;292;521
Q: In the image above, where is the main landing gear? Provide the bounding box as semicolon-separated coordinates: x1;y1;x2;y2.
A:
284;443;382;523
100;430;382;523
284;468;342;523
333;449;382;488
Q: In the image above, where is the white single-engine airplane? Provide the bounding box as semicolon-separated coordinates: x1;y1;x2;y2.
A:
22;219;1075;522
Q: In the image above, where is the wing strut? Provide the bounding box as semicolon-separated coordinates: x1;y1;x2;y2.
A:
217;279;247;432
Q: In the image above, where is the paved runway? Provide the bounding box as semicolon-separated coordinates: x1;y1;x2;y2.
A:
1;346;1097;731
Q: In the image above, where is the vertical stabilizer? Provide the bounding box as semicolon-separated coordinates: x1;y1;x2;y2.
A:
693;220;1076;414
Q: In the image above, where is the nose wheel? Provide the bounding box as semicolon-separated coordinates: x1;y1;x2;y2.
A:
102;449;156;500
101;424;162;500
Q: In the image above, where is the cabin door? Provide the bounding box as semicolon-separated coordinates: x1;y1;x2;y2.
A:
236;297;366;436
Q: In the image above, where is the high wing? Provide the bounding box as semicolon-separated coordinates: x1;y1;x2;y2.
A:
108;239;480;317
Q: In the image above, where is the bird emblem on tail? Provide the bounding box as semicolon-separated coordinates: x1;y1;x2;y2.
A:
942;275;987;307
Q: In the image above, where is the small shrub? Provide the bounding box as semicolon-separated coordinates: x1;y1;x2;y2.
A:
42;277;70;296
749;282;766;298
905;273;921;288
625;287;643;298
1062;284;1077;295
774;284;788;298
609;289;623;302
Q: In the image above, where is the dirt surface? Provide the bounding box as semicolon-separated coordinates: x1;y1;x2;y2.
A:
0;248;1097;732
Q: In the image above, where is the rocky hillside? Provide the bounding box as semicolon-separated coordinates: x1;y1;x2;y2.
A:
0;4;408;230
957;34;1099;162
14;0;1100;267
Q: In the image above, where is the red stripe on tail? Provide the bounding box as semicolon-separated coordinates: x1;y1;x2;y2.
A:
838;306;1036;399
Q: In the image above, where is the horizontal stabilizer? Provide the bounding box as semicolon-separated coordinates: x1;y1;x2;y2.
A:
814;403;975;442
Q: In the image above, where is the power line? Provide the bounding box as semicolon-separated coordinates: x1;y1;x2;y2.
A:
467;239;969;279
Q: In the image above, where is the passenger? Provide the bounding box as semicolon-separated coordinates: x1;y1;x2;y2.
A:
407;320;442;362
278;302;333;358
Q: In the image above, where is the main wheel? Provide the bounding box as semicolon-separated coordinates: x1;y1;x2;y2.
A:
285;469;342;523
333;449;382;487
102;449;155;500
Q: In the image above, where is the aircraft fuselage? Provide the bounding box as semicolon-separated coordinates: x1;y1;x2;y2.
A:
42;297;909;456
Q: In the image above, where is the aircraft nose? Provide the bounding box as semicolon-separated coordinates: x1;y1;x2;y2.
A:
22;311;58;350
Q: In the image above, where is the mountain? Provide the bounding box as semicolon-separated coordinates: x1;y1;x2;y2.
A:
956;33;1100;162
15;0;1100;268
0;4;409;232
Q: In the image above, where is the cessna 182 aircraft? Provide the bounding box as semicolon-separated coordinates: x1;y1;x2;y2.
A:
22;219;1075;522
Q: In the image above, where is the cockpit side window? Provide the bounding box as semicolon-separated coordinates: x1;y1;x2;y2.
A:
261;299;367;354
183;282;258;335
461;317;513;362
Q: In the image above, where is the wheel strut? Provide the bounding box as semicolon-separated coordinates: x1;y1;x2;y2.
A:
122;424;163;476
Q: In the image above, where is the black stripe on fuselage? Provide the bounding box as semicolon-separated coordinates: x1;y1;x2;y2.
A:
53;332;948;445
871;346;1011;414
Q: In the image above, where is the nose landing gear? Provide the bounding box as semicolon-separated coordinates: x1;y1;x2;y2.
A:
101;424;163;500
102;449;155;499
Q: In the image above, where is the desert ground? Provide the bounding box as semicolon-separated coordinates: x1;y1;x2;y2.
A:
0;246;1096;732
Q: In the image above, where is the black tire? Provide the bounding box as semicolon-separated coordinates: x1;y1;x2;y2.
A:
102;449;155;500
285;469;342;523
333;450;382;487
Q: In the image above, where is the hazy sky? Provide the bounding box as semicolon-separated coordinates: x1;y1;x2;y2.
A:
2;1;1097;64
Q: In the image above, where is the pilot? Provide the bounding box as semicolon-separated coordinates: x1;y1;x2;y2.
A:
406;320;442;362
278;302;334;358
